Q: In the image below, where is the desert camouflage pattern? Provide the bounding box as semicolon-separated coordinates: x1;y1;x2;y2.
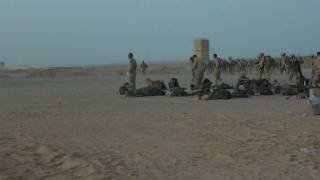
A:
194;58;207;89
128;58;137;89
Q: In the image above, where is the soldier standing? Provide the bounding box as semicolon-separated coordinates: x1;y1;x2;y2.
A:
212;54;223;85
194;55;206;89
312;52;320;87
190;54;199;86
291;55;303;78
257;53;271;80
140;61;148;75
128;53;137;90
280;53;294;82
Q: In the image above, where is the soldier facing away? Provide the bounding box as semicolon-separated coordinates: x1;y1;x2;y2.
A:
257;53;271;80
212;53;223;85
193;55;206;89
280;53;295;82
128;53;137;90
140;61;148;75
190;55;197;86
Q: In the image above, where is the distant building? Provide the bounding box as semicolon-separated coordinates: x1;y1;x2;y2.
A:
194;38;210;62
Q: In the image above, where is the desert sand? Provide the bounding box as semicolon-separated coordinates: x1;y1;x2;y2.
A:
0;64;320;180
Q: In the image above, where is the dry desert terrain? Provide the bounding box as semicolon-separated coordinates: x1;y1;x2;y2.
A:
0;64;320;180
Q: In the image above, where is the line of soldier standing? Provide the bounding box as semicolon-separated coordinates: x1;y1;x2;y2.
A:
127;51;320;91
189;52;320;90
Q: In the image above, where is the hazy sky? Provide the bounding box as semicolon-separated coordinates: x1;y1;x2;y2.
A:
0;0;319;66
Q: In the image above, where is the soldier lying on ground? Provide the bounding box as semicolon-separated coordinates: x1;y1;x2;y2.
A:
234;74;254;96
234;74;273;96
203;83;252;100
194;78;214;99
281;77;310;98
201;78;212;94
212;82;233;90
119;79;167;97
251;79;274;95
166;78;189;97
200;81;237;100
126;85;167;97
203;89;232;100
168;78;180;91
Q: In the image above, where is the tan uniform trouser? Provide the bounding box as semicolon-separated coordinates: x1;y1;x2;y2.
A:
191;70;195;85
286;70;294;82
129;73;136;90
258;70;270;80
195;72;204;89
214;71;222;85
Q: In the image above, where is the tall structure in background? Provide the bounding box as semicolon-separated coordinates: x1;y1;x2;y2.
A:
194;38;209;62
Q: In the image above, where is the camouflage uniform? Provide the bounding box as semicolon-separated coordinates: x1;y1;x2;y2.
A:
128;58;137;90
194;58;206;89
166;78;188;97
140;61;148;74
312;52;320;87
257;53;271;80
212;57;223;84
281;53;294;82
190;58;196;85
126;86;166;97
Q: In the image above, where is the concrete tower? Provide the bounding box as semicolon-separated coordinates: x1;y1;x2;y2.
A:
194;38;209;62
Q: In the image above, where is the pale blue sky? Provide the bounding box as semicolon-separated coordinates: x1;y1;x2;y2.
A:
0;0;319;66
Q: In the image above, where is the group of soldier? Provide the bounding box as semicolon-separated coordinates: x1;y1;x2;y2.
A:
256;52;304;82
190;53;223;89
189;52;320;90
125;51;320;96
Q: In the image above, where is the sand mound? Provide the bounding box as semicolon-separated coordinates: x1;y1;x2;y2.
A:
0;134;103;180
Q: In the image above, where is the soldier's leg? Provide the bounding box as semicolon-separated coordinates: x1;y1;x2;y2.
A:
192;71;195;85
196;72;204;89
214;75;218;85
129;74;136;90
288;71;293;82
195;75;200;89
218;72;222;82
216;73;222;84
266;71;271;81
258;70;263;79
133;76;136;89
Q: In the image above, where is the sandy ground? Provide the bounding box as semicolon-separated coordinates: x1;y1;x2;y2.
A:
0;67;320;180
